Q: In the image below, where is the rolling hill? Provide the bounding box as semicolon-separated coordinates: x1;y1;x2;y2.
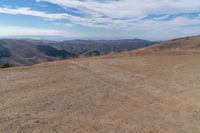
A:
0;39;156;66
133;35;200;55
0;36;200;133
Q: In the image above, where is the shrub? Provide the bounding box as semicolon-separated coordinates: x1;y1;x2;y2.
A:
0;63;14;68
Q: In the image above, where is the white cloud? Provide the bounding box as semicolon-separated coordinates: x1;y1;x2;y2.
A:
36;0;200;18
35;0;200;30
1;5;199;30
54;23;73;27
0;7;69;19
1;0;200;39
0;6;109;28
0;26;65;36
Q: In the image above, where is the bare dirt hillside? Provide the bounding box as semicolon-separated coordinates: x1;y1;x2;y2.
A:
0;37;200;133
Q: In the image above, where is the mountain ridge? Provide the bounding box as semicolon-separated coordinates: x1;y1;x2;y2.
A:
0;38;156;66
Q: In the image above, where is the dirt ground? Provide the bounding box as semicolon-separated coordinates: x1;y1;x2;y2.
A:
0;53;200;133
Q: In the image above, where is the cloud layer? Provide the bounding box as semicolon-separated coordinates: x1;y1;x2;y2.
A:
0;0;200;39
1;0;200;28
0;26;64;36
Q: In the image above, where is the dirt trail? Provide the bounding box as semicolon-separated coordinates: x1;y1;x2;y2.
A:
0;53;200;133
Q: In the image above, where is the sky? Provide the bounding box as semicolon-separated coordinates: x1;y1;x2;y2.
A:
0;0;200;40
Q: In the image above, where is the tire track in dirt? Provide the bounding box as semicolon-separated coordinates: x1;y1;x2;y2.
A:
68;60;130;96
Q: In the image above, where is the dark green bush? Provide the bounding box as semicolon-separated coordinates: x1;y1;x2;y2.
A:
0;63;14;68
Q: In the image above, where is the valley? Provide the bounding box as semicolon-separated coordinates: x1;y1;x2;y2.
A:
0;39;156;66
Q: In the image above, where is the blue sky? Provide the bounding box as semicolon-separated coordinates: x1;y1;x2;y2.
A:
0;0;200;40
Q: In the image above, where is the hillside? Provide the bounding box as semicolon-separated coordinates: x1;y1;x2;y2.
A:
51;39;156;55
0;39;54;66
0;43;11;59
134;35;200;55
0;36;200;133
37;45;77;58
0;39;156;66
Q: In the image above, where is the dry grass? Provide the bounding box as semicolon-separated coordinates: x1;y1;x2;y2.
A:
0;50;200;132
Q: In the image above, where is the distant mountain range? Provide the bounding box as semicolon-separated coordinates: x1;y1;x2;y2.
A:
0;39;157;66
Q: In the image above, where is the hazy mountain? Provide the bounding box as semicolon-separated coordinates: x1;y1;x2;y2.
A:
0;38;156;66
50;39;156;55
0;43;11;59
